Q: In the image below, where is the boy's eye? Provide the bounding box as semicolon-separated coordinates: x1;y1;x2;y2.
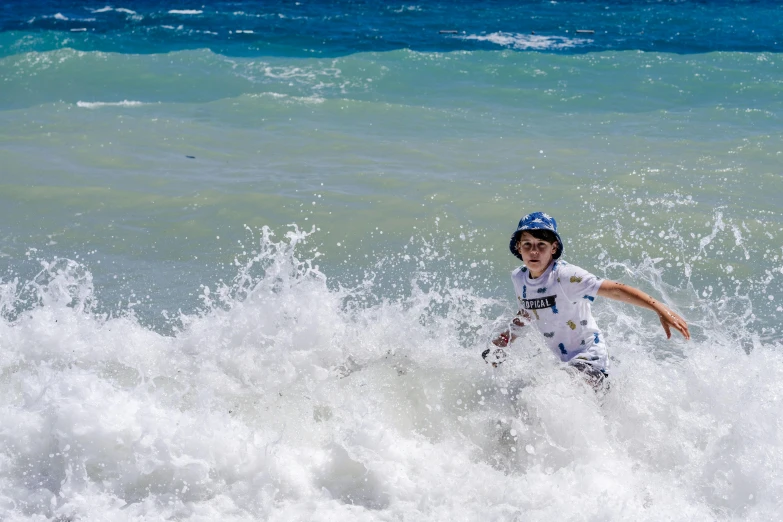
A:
520;242;550;252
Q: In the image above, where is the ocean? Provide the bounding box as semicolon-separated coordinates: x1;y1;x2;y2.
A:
1;1;782;520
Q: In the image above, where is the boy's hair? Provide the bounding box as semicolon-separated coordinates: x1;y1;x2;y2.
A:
521;229;559;245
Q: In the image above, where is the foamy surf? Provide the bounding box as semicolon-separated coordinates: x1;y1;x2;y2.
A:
91;7;137;15
460;32;592;51
1;225;781;520
167;10;204;16
75;100;146;108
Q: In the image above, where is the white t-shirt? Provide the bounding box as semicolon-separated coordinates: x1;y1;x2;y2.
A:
510;260;608;371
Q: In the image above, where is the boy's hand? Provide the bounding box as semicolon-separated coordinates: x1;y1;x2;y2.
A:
491;312;526;347
482;347;507;367
492;331;510;347
658;307;690;340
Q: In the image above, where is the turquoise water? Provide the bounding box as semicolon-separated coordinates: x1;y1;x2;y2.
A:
1;2;783;520
2;48;781;330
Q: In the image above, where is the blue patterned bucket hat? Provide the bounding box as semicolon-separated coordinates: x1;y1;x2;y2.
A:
509;212;563;261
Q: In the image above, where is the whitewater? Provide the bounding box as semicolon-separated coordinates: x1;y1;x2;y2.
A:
1;222;781;521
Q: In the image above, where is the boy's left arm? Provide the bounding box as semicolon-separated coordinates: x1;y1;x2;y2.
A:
597;280;691;340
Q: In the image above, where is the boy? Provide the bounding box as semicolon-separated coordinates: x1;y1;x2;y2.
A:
485;212;690;384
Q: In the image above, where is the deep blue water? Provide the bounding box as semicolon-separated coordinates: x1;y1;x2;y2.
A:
1;0;782;58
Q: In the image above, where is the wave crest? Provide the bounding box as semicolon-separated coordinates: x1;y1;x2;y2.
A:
460;32;592;50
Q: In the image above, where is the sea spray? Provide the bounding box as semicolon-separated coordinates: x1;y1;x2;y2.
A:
1;226;782;520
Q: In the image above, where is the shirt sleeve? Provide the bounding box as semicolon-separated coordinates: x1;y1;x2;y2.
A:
510;268;525;308
557;263;602;303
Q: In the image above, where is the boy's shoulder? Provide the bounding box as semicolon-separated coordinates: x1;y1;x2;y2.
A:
511;265;528;277
552;259;585;274
551;260;601;283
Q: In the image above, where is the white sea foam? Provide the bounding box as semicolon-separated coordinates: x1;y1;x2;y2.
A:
461;32;591;50
76;100;146;109
1;225;781;520
296;95;326;104
48;13;95;23
231;11;276;19
262;65;340;81
250;91;325;104
92;7;137;15
168;9;203;15
391;5;423;13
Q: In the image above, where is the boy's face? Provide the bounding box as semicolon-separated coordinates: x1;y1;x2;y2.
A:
516;231;558;276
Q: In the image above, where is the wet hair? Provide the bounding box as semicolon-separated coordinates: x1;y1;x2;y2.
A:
521;229;558;244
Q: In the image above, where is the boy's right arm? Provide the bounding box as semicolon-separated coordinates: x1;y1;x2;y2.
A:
597;280;690;340
491;311;527;347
